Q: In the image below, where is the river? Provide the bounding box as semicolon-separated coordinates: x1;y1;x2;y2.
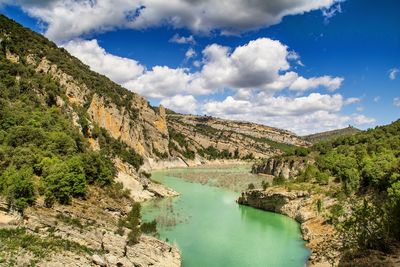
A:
142;169;310;267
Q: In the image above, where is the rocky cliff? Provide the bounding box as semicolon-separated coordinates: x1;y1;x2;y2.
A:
238;189;341;266
167;114;309;160
252;156;310;179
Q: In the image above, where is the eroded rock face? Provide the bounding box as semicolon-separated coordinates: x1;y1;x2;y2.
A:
87;94;170;159
252;157;309;179
167;114;310;160
36;57;89;106
238;189;340;266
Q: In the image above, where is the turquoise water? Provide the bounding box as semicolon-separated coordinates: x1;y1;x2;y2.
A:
142;171;310;267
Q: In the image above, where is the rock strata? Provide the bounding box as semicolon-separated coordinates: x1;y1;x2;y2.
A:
252;157;309;179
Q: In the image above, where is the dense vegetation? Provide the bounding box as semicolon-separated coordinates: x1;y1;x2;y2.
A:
0;16;145;214
278;121;400;253
314;121;400;252
0;15;141;116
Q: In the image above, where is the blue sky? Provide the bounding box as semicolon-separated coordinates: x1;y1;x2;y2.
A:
1;0;399;134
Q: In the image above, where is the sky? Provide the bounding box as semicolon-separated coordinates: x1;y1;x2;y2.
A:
0;0;399;135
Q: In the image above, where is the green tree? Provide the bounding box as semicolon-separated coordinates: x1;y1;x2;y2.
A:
0;166;35;211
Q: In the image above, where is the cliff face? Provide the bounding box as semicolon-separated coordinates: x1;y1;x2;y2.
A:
87;94;169;158
252;157;309;179
167;114;309;160
238;189;340;266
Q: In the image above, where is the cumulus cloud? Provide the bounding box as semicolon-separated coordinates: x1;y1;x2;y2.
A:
169;34;196;45
389;68;399;80
8;0;339;42
64;38;343;101
202;93;373;135
353;114;375;125
123;66;209;98
185;48;196;59
289;76;344;91
198;38;343;92
160;94;197;114
63;39;144;84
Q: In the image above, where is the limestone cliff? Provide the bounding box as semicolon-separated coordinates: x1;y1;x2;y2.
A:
167;114;309;160
252;157;310;179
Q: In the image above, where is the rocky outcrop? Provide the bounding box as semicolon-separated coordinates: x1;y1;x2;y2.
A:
114;158;179;202
252;157;309;179
238;189;340;266
87;94;169;158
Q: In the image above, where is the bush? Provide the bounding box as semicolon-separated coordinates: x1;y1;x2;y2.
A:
316;171;330;185
141;220;157;234
247;183;255;190
261;180;270;190
126;203;141;245
81;151;115;186
339;200;388;251
0;166;36;211
273;174;286;185
38;157;87;205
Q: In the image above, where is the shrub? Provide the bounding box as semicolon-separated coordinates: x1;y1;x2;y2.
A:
39;156;87;205
273;174;286;185
126;203;141;245
81;151;115;186
0;166;35;211
141;220;157;234
247;183;255;190
261;180;270;190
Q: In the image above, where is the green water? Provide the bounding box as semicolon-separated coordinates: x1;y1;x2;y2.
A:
142;170;310;267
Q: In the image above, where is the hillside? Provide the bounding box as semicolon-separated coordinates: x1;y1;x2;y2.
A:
0;15;181;266
245;120;400;265
303;126;361;143
167;114;308;162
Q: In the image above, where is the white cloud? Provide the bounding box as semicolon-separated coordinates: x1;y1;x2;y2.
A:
322;2;342;24
344;97;360;105
352;114;375;125
373;96;380;102
394;98;400;107
63;39;144;84
185;48;196;59
169;34;196;45
160;94;197;114
389;68;399;80
198;38;343;92
202;93;373;135
356;106;364;112
10;0;339;42
289;76;344;91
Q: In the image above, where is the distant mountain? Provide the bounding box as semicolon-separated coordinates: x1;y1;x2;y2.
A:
303;126;361;143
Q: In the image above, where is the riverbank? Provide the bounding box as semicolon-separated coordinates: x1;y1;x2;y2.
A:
238;188;341;267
